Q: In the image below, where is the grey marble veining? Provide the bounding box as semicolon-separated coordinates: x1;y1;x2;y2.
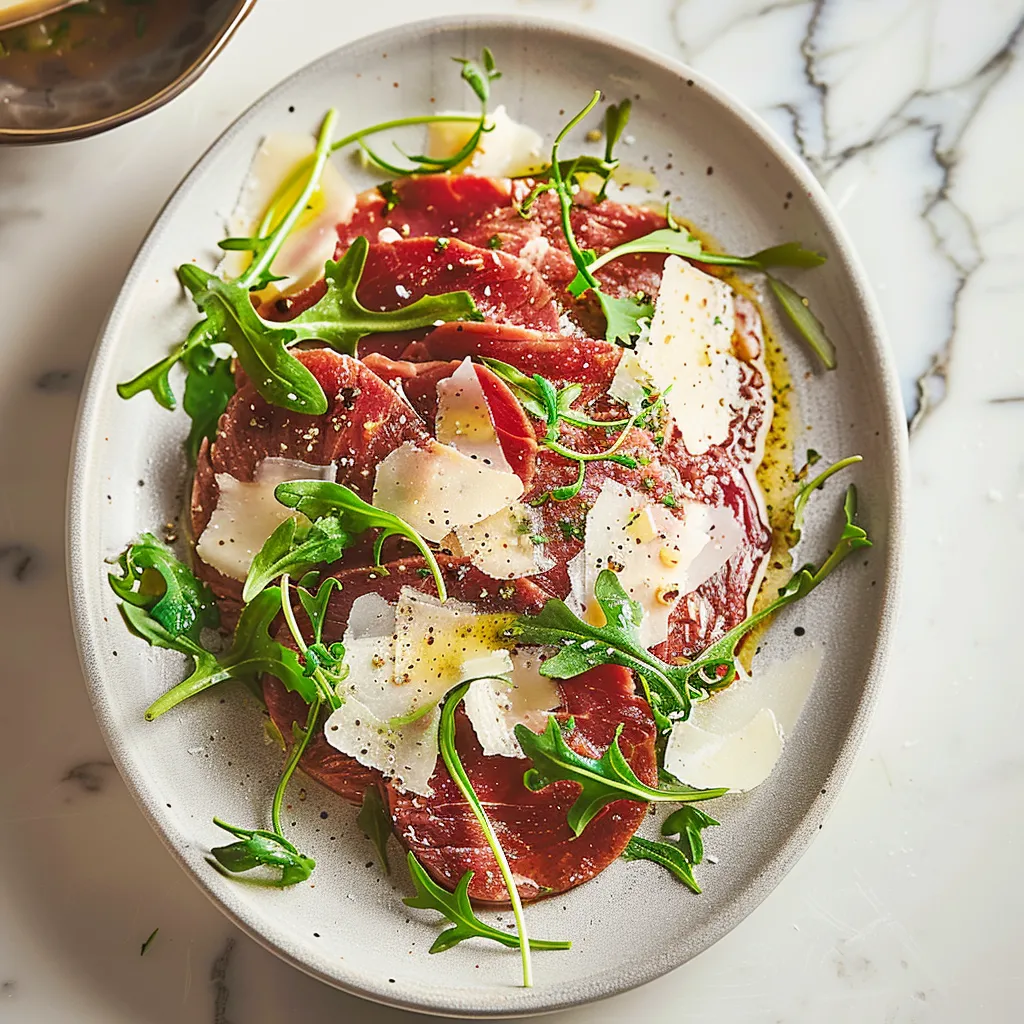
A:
0;0;1021;1021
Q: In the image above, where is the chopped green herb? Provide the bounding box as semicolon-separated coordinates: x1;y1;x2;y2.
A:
488;234;503;249
139;928;159;956
377;180;400;214
558;519;584;542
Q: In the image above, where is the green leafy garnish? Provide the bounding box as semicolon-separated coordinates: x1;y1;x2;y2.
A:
277;574;345;710
566;219;834;368
377;180;400;214
410;681;570;985
357;786;392;874
285;236;482;357
765;274;836;370
594;98;632;201
108;533;218;641
360;49;501;175
209;818;315;888
509;486;871;719
404;852;571;956
117;584;314;722
514;715;725;836
481;357;662;503
274;479;447;602
522;93;653;346
792;454;862;532
182;349;234;463
118;109;339;409
242;515;352;603
622;805;720;893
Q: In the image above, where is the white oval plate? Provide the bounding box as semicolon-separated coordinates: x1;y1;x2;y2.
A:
67;15;906;1018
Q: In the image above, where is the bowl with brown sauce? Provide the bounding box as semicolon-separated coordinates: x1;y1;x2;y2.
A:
0;0;255;143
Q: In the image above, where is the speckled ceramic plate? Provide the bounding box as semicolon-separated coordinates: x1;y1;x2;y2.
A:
67;15;906;1018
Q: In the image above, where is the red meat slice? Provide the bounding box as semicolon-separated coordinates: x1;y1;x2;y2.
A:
405;321;773;653
261;235;559;358
361;351;538;490
390;662;656;904
262;557;656;903
338;175;515;245
190;349;428;617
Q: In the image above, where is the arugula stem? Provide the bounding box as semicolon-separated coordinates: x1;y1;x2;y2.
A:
257;115;482;236
439;682;534;987
279;574;341;710
792;455;862;531
548;92;603;293
271;696;322;836
240;108;339;290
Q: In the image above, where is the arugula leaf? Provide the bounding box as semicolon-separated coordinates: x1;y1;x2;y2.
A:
510;486;872;718
377;181;400;214
296;576;342;645
792;454;862;532
361;49;501;175
357;786;392;875
766;274;836;370
274;479;447;602
681;484;870;693
594;98;632;202
285;237;482;357
567;220;834;367
242;516;352;603
209;818;315;888
439;681;565;985
108;533;218;641
404;852;571;956
663;804;719;864
128;586;315;722
178;265;329;415
508;569;702;719
621;836;701;892
598;292;655;346
622;806;718;892
514;715;725;836
118;109;339;409
182;349;234;463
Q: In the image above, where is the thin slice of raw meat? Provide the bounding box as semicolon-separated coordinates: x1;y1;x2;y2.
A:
191;349;427;614
262;557;656;903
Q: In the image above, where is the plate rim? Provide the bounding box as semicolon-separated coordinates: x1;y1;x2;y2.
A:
66;12;908;1018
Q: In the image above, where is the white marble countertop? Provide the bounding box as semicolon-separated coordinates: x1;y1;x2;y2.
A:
1;0;1022;1021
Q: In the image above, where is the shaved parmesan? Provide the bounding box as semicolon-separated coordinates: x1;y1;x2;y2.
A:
569;479;741;647
664;647;824;792
664;708;783;793
464;652;560;758
426;105;544;177
447;503;553;579
325;635;440;796
435;358;512;471
220;133;355;299
627;255;745;456
195;457;334;581
392;589;514;703
372;439;524;544
323;588;519;794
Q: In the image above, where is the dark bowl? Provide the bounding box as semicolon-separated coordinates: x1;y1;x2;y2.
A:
0;0;255;143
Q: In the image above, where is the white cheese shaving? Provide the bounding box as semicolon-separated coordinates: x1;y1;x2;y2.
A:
446;503;554;579
195;457;334;581
663;646;824;792
625;255;745;456
569;479;742;648
663;707;783;793
372;439;524;544
219;134;355;298
463;652;560;758
324;635;440;796
426;105;544;177
435;358;512;471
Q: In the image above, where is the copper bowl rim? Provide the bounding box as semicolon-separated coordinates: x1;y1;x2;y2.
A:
0;0;257;144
